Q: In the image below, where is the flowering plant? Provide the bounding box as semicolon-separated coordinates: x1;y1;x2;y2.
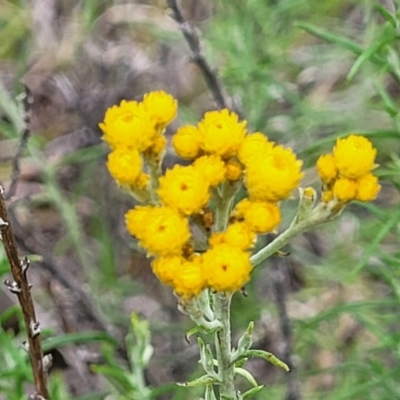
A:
100;90;380;399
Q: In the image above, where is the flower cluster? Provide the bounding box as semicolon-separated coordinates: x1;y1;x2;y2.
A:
100;92;380;300
317;135;381;203
99;91;177;189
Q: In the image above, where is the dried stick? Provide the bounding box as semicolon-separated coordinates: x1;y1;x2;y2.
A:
166;0;236;112
0;187;49;399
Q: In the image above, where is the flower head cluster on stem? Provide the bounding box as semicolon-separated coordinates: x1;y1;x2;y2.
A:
100;91;380;399
100;91;309;300
317;135;380;203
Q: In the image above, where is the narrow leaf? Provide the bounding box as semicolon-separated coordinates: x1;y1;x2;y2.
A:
375;4;397;28
243;349;290;372
177;374;220;387
234;367;258;387
242;385;265;399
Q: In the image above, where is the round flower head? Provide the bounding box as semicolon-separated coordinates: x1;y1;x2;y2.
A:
152;255;183;286
232;198;252;217
124;206;152;240
125;206;191;256
223;222;256;250
238;132;274;166
225;160;243;181
194;155;226;187
355;173;381;202
321;190;334;203
209;222;255;250
203;244;252;293
209;232;225;247
333;135;377;179
150;134;167;155
317;153;338;184
158;165;210;215
143;90;177;128
107;148;142;186
172;125;202;159
99;100;157;151
172;255;205;299
198;109;247;158
234;199;281;234
333;177;357;202
245;144;303;201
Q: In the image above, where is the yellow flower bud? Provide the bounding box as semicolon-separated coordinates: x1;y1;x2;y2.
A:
172;125;202;159
333;177;357;202
355;173;381;202
333;135;377;179
316;153;337;183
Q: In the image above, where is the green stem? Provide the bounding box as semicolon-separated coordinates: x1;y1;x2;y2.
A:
250;201;343;268
214;293;236;399
213;190;230;233
210;182;239;399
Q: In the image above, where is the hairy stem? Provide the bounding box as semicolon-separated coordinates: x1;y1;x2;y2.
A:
214;293;235;399
251;201;342;268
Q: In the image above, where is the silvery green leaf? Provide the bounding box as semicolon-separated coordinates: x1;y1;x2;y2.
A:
232;321;254;363
198;337;219;379
242;385;265;399
234;367;258;387
177;374;220;387
242;349;290;372
204;384;218;400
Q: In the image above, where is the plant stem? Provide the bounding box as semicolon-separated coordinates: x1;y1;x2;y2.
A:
214;293;236;399
250;201;342;268
0;187;49;399
211;182;238;398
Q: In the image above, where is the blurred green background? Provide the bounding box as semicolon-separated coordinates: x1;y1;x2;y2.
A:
0;0;399;399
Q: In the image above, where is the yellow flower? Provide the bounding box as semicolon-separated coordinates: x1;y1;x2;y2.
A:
355;173;381;202
172;125;202;159
135;172;150;190
232;198;251;217
333;177;357;202
317;153;338;183
233;199;281;234
194;155;226;187
152;255;183;286
333;135;377;179
172;255;206;299
107;148;142;186
203;244;252;293
209;222;255;250
209;232;225;247
150;134;167;155
99;100;157;151
125;206;191;256
245;145;303;201
124;206;152;240
198;109;247;158
238;132;274;166
143;90;177;128
225;160;243;181
321;190;334;203
158;165;210;215
224;222;256;250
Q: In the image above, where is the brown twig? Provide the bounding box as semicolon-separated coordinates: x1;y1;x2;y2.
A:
0;187;49;399
166;0;239;113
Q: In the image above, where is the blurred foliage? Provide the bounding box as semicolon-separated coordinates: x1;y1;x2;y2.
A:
0;0;399;399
